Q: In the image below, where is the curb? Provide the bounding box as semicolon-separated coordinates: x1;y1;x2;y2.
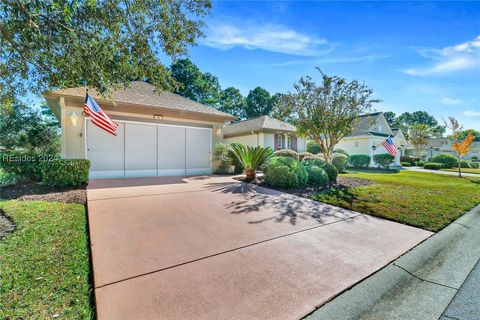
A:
305;204;480;320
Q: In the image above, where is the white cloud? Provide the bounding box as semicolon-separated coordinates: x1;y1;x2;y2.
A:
464;110;480;117
440;97;463;105
404;35;480;75
203;23;329;56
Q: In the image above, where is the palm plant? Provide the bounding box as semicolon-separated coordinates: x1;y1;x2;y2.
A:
229;143;274;180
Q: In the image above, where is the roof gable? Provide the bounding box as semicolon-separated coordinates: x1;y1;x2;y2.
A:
223;115;296;136
44;81;235;120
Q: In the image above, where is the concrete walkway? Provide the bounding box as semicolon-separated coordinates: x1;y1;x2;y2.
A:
404;166;479;177
87;175;432;320
307;205;480;320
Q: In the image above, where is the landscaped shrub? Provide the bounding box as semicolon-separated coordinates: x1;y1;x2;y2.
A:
472;156;478;161
305;165;329;187
41;159;90;187
415;161;425;167
423;162;443;170
400;156;420;165
332;153;348;173
401;162;411;167
0;151;50;181
348;154;371;168
429;154;457;169
333;149;349;157
373;153;395;169
0;169;17;186
298;152;314;161
230;144;273;179
470;161;479;169
306;141;321;154
264;156;308;189
301;155;325;162
213;143;234;173
460;160;471;168
273;148;299;160
303;158;337;183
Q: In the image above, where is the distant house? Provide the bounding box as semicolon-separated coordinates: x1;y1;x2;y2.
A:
335;112;405;166
223;115;306;152
405;138;480;160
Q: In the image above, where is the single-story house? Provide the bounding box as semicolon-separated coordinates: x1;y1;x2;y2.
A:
44;81;235;179
405;138;480;160
223;115;306;152
335;112;405;166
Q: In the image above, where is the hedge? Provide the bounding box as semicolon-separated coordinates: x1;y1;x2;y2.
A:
302;158;337;183
306;141;321;154
305;165;329;187
348;154;371;168
429;154;457;169
263;156;307;189
415;161;425;167
41;159;90;187
423;162;443;170
298;152;314;161
0;151;53;181
373;153;395;169
401;162;411;167
273;149;299;160
332;153;348;173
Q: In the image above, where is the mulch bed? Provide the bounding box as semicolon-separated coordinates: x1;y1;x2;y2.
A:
234;175;373;198
0;181;87;204
0;212;15;240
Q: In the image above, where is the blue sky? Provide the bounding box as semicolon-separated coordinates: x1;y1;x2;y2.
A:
185;1;480;130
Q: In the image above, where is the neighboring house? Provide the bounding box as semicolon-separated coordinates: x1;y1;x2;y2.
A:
335;112;404;166
223;115;306;152
44;81;235;179
405;138;480;160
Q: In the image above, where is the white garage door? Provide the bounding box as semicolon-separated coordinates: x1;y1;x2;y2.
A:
86;119;212;179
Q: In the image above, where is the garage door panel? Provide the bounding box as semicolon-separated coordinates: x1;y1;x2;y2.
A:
87;121;125;179
158;126;186;176
125;123;157;177
186;128;211;175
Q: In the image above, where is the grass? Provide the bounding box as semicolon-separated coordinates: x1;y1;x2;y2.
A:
0;201;93;319
313;170;480;232
440;168;480;175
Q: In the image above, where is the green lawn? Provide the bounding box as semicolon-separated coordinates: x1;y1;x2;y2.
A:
0;201;93;319
441;168;480;175
314;170;480;232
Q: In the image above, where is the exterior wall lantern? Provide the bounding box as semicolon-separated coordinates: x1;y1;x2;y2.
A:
70;111;78;127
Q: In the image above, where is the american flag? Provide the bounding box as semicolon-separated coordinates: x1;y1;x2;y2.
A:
83;94;118;136
382;137;397;156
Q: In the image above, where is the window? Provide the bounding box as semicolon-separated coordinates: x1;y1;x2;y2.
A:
277;135;283;149
286;135;291;149
354;141;360;147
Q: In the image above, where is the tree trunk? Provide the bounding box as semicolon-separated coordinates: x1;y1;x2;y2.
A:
458;156;462;178
245;168;256;182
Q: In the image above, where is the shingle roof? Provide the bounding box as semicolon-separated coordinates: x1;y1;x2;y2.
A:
350;112;383;136
45;81;234;119
223;115;296;136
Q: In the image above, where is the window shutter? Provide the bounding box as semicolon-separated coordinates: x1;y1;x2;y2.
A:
291;136;297;151
274;134;279;150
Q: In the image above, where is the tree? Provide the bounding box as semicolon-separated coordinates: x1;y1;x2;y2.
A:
170;59;222;107
218;87;246;119
446;117;474;177
0;1;211;104
278;69;379;162
245;87;273;118
408;124;434;158
383;111;398;127
397;111;445;137
456;129;480;141
0;103;60;154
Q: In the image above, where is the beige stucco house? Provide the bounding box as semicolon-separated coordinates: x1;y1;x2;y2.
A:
405;138;480;160
223;116;306;152
335;112;406;166
44;81;235;179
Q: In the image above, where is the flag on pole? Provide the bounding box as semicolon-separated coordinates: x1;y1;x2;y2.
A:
83;93;118;136
382;137;397;156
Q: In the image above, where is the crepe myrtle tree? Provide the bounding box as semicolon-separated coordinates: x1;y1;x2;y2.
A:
278;68;379;162
0;0;211;105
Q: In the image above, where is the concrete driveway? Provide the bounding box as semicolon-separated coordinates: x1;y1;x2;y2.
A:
87;175;433;320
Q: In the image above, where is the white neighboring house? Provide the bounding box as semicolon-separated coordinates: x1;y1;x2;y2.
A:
335;112;406;167
406;138;480;160
223;115;306;152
